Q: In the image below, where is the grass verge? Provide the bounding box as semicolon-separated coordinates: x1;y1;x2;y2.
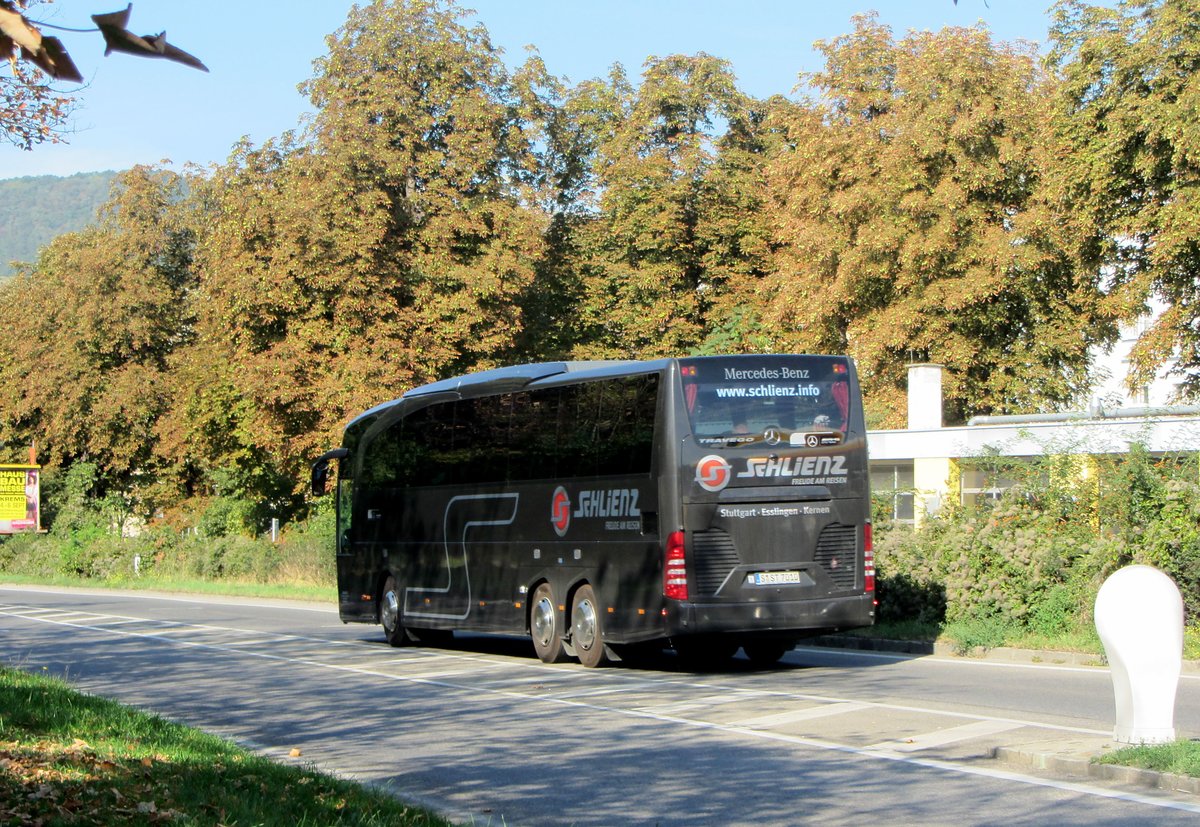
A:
1095;740;1200;777
0;572;335;604
0;664;453;826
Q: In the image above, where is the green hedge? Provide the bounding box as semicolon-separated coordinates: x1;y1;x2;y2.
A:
873;444;1200;648
0;496;336;588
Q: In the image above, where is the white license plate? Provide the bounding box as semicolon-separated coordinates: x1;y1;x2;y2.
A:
751;570;802;585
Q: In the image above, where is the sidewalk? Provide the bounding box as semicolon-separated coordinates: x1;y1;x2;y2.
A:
811;633;1200;796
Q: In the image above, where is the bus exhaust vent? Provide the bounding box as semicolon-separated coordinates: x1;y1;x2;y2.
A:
691;529;741;596
814;524;857;590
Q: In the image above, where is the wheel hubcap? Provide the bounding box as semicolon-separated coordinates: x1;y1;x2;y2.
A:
574;599;597;651
533;596;555;647
382;589;399;633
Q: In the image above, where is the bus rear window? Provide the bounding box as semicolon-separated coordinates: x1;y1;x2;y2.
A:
680;356;854;443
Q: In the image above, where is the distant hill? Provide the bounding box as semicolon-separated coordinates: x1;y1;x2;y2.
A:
0;171;118;279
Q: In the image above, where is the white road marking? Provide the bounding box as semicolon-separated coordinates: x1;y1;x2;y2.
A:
731;701;872;729
637;692;761;715
869;719;1027;752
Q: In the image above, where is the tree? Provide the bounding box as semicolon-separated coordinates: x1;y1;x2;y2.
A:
163;0;553;508
1;1;74;149
0;166;195;515
566;53;769;359
760;14;1114;426
1048;0;1200;397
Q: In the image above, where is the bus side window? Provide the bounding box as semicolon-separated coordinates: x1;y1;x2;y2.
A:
594;375;657;476
463;394;511;486
509;387;560;482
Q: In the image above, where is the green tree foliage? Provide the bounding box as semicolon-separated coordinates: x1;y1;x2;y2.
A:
0;166;195;513
761;14;1114;426
9;0;1195;536
1048;0;1200;395
565;54;772;359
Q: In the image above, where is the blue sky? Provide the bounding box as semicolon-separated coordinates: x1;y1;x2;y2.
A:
2;0;1067;179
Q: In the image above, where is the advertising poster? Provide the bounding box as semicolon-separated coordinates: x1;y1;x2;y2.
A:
0;465;40;534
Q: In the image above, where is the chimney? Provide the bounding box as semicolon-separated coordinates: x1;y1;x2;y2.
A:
907;364;944;430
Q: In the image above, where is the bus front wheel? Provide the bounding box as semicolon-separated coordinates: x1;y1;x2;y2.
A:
571;584;608;668
531;583;569;663
380;575;410;648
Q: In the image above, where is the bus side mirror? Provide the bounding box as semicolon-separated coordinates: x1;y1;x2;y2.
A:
311;461;330;497
311;448;350;496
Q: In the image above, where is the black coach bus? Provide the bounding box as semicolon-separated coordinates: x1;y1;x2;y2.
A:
311;355;875;667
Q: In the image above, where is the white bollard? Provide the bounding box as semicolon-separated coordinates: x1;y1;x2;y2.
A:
1093;565;1183;744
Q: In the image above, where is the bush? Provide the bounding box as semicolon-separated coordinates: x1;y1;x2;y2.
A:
871;443;1200;649
0;494;337;591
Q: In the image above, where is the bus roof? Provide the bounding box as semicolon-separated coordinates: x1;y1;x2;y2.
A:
341;354;852;434
344;360;651;431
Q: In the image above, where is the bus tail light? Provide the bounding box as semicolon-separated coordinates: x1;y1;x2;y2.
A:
863;523;876;602
664;531;688;600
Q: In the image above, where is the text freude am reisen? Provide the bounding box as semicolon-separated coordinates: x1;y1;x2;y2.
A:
719;505;832;519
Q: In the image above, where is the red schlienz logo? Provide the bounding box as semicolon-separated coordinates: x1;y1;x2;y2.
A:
696;455;732;492
551;486;571;536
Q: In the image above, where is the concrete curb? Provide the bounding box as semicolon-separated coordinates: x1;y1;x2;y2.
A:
994;745;1200;796
809;634;1108;665
810;633;1200;672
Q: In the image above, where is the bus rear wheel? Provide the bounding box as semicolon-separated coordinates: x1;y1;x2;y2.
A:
530;583;569;663
380;575;410;648
571;584;608;668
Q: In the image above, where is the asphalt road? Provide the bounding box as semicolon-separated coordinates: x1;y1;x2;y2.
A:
2;585;1199;826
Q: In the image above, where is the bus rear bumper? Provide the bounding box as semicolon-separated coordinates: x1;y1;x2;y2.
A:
671;593;875;639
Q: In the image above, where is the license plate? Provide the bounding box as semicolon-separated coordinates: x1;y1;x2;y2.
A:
751;570;802;585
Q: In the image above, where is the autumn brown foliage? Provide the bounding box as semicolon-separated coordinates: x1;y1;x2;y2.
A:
0;0;1195;527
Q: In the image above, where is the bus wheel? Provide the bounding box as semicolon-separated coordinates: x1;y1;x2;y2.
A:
742;640;791;667
571;584;608;668
530;583;569;663
380;576;410;648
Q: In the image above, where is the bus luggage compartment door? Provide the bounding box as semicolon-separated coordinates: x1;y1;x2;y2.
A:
682;488;863;600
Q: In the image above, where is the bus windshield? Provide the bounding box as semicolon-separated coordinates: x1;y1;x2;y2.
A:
679;356;853;445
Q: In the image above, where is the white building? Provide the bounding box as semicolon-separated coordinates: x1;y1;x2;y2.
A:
868;360;1200;524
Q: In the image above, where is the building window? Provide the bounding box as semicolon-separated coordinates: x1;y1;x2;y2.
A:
959;467;1017;509
870;462;915;523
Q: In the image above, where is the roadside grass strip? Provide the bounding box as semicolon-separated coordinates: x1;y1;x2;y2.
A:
0;665;453;826
1097;740;1200;777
